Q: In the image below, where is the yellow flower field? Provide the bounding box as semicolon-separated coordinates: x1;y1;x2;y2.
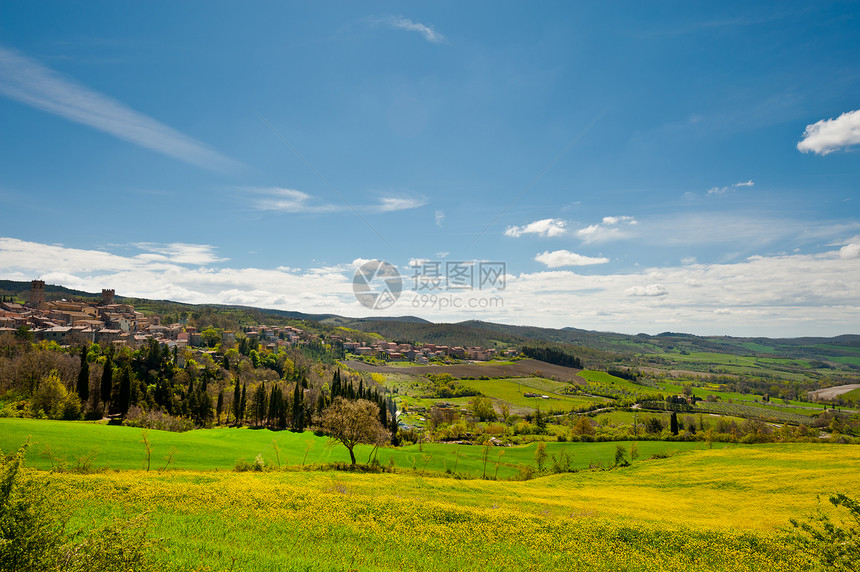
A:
31;443;859;571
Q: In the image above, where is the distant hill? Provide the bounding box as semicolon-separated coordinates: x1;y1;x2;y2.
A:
1;279;857;370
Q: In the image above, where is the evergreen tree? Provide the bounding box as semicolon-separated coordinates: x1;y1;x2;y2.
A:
76;345;90;402
198;389;213;426
292;381;305;431
100;351;114;412
216;390;224;421
253;382;268;426
670;411;679;435
239;383;247;422
118;365;132;417
232;378;241;424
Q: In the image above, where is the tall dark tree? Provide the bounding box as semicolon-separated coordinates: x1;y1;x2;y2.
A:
100;351;114;412
216;390;225;421
291;381;304;431
670;411;679;435
232;378;241;424
118;365;132;417
239;383;247;423
76;345;90;402
253;382;268;426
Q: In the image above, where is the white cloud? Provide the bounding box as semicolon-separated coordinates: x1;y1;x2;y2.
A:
435;210;445;227
0;44;238;172
625;284;668;297
380;16;446;43
797;109;860;155
602;215;637;225
534;250;610;268
840;238;860;259
505;218;567;238
576;216;637;243
733;180;755;187
4;236;860;337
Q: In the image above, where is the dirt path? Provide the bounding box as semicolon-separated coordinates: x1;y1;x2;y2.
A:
808;384;860;401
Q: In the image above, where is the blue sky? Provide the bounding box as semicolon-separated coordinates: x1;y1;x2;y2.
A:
1;1;859;337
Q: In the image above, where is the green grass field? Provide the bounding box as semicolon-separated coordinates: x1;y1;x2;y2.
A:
0;418;704;478
14;436;860;571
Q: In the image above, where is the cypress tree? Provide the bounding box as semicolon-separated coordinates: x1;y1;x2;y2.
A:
76;345;90;402
118;365;132;417
239;383;247;422
232;378;241;424
670;411;679;435
100;352;114;412
291;382;304;431
216;390;225;421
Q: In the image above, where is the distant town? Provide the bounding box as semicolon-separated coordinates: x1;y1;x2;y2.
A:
0;280;512;363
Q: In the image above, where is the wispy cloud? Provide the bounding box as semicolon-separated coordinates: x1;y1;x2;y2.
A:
248;187;425;214
797;109;860;155
505;218;567;238
132;242;227;265
372;195;427;213
251;188;343;214
0;44;238;172
534;250;609;268
708;180;755;195
378;16;446;44
435;210;446;227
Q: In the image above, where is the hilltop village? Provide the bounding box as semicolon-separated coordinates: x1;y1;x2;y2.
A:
0;280;509;362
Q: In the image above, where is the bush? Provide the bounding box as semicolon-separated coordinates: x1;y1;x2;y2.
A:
29;370;82;420
790;493;860;570
122;406;193;432
0;442;159;571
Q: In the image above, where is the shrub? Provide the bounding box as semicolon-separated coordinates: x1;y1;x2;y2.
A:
790;493;860;570
0;442;159;571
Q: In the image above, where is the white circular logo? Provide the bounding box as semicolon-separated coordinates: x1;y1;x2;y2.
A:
353;260;402;310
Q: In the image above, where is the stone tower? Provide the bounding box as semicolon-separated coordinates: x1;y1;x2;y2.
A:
30;280;45;306
101;289;115;306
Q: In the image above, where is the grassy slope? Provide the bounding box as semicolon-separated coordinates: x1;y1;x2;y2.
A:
25;442;860;571
1;418;702;478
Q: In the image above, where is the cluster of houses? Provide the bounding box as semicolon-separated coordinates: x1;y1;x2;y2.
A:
0;281;513;365
1;281;158;348
339;339;516;363
0;281;316;353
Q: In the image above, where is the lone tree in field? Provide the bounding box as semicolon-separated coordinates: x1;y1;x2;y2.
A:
318;397;389;466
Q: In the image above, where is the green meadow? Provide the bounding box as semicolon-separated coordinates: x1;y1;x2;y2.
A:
9;425;859;572
1;418;705;478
